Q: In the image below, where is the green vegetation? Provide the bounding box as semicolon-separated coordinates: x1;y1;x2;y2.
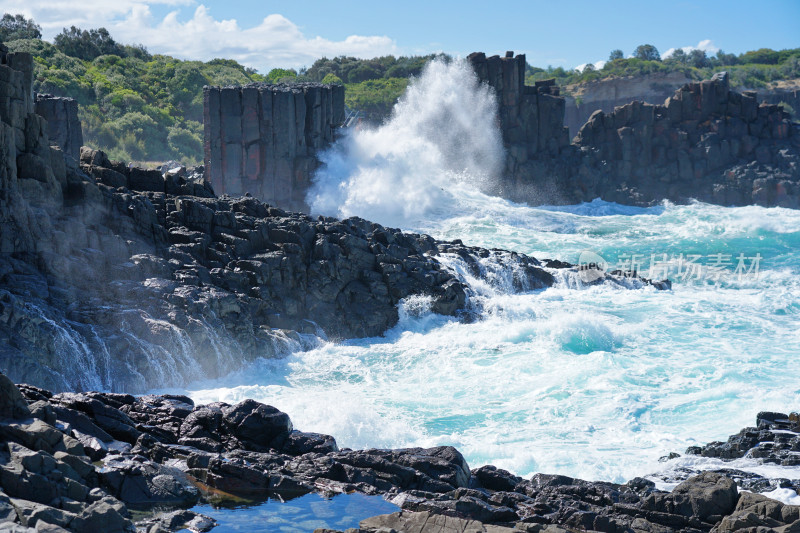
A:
304;54;448;119
6;19;262;164
527;44;800;91
344;78;409;118
2;13;799;165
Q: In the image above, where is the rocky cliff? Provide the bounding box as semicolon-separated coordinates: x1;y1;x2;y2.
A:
4;44;658;394
470;53;800;207
563;71;693;137
563;74;800;138
467;52;571;194
572;72;798;206
203;82;345;213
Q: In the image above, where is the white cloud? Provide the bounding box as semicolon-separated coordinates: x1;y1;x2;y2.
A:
0;1;399;71
663;39;720;59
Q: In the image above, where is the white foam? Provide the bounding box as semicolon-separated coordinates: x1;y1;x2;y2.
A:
307;58;503;228
185;60;800;489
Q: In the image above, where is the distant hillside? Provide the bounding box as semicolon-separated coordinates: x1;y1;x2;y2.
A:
4;13;800;166
6;36;267;165
527;46;800;90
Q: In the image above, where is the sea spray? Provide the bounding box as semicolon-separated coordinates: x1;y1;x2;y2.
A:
186;201;800;486
307;58;504;227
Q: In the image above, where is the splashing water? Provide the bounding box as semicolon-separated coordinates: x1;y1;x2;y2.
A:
307;58;504;228
186;57;800;498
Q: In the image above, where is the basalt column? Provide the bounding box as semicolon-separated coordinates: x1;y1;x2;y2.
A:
34;94;83;160
204;83;345;212
467;51;571;188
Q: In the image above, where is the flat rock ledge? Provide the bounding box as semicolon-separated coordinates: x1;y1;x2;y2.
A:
0;373;798;532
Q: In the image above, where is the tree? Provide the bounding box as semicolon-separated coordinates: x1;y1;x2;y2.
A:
714;50;738;66
608;49;624;61
347;64;380;83
54;26;124;61
266;68;297;84
688;49;709;68
739;48;780;65
0;13;42;41
633;44;661;61
321;73;343;85
667;48;687;64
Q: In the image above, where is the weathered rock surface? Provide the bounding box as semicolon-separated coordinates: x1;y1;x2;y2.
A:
5;43;650;394
563;74;800;140
469;52;800;208
33;95;82;161
563;71;694;137
203;82;345;212
3;374;800;533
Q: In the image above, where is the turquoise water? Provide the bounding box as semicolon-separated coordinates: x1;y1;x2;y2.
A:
179;60;800;528
189;492;398;532
188;198;800;484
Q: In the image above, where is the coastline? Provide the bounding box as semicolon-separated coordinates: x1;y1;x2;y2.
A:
1;372;798;532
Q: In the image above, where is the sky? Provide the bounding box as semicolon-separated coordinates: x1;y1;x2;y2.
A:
1;0;799;73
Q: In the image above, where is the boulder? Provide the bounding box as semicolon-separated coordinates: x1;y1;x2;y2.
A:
0;373;30;419
221;399;293;451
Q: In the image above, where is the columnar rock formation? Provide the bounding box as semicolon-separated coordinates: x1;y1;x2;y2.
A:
0;43;61;201
203;83;345;212
573;72;798;205
1;42;583;393
563;74;800;139
469;52;800;207
33;94;83;161
467;52;571;184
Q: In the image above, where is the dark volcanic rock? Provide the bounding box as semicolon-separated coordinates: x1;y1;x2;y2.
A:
0;48;669;395
469;53;800;209
99;455;199;507
3;373;800;533
221;399;293;451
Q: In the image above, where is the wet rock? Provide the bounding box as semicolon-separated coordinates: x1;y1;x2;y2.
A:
282;430;339;455
99;455;199;507
69;497;134;533
472;465;523;493
357;510;543;533
137;509;216;533
51;393;140;444
670;472;739;521
221;399;293;451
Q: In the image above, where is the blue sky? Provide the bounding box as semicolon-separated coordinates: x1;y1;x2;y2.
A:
2;0;799;72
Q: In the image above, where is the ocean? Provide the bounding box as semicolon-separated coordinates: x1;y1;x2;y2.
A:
178;59;800;515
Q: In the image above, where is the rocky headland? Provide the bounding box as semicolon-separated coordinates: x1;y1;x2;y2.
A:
469;52;800;208
562;73;800;140
0;39;798;533
0;374;798;532
0;45;668;394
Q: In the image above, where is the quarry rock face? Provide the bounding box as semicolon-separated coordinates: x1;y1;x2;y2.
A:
563;73;800;139
203;82;345;212
469;53;800;207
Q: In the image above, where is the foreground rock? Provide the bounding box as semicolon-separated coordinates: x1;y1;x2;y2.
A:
2;374;799;532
